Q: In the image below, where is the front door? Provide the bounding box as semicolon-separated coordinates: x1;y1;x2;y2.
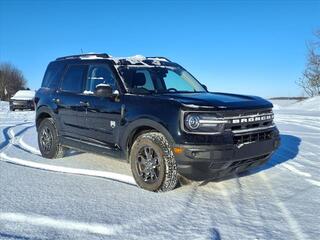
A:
81;64;122;147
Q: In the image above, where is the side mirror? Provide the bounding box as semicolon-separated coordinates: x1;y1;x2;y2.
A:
202;84;208;92
95;84;113;98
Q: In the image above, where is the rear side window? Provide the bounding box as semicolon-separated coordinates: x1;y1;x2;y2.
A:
61;65;87;93
42;62;66;89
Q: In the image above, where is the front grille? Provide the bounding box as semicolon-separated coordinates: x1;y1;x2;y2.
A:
13;100;33;106
230;121;273;131
222;109;274;132
233;130;273;145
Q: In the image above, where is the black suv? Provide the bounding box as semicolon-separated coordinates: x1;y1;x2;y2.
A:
35;53;280;192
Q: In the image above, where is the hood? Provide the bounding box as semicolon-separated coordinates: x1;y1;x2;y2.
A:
11;90;35;101
158;92;273;110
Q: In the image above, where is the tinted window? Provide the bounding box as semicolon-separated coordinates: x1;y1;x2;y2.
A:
136;70;154;90
163;70;194;91
85;65;116;92
119;67;205;94
42;62;66;89
61;65;86;93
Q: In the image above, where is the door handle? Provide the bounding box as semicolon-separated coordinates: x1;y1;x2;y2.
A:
80;101;90;107
52;98;60;104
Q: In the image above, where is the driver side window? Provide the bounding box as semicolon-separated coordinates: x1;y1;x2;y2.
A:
135;70;154;91
85;65;116;93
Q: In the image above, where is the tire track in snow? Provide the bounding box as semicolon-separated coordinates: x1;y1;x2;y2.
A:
0;126;11;150
18;136;41;155
219;178;272;239
0;122;36;155
277;120;320;131
0;152;136;186
276;145;318;167
279;130;320;138
0;122;31;150
0;212;120;236
214;182;244;239
1;123;137;186
306;179;320;187
301;141;320;150
281;163;312;178
273;150;320;187
260;173;307;240
273;151;320;188
273;114;320;186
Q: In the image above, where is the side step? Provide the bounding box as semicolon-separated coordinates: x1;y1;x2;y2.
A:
61;136;123;159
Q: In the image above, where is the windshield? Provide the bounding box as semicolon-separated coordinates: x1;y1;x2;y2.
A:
118;66;206;94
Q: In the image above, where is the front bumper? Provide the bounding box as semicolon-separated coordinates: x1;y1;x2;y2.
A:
10;100;35;110
174;129;280;180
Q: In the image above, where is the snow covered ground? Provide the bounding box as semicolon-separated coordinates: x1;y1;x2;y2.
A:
271;97;320;111
0;99;319;240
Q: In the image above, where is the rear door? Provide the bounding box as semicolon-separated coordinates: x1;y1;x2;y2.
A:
56;64;88;139
80;64;122;146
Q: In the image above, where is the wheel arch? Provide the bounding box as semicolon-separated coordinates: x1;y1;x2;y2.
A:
36;106;57;129
121;118;175;160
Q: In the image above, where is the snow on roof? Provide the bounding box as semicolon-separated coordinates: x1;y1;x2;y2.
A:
79;56;105;60
109;54;168;65
57;53;170;65
11;90;35;100
110;55;147;64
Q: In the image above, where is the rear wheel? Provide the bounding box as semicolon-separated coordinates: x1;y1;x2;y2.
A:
130;132;178;192
38;118;65;159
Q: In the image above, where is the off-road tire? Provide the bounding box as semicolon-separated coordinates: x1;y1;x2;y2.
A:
130;132;178;192
38;118;65;159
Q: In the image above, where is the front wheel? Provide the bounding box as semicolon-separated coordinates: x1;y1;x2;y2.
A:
38;118;65;159
130;132;178;192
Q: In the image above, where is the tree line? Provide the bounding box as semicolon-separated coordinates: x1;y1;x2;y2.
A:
0;63;27;101
297;30;320;97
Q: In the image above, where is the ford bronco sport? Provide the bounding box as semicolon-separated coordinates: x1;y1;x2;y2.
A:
35;53;280;192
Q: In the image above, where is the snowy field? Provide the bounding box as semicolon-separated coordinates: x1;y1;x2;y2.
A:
0;99;319;240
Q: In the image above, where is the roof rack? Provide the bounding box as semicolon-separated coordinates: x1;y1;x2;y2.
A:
146;56;171;62
56;53;110;61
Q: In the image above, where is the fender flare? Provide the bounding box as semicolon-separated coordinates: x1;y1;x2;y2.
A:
36;106;60;130
120;118;175;158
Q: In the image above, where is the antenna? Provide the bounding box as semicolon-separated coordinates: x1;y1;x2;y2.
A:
81;48;83;54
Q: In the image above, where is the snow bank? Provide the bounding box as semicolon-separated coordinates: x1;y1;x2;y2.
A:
270;99;299;110
271;97;320;111
0;101;9;112
286;96;320;111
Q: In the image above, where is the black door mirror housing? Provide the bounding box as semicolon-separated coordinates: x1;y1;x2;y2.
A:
202;84;208;92
95;84;113;98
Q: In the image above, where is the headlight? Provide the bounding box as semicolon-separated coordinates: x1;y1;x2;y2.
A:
185;114;200;130
183;113;228;133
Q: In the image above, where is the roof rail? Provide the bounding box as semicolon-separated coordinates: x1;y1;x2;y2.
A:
56;53;110;61
146;56;171;62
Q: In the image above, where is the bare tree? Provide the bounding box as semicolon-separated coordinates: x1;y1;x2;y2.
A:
297;30;320;97
0;63;27;101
